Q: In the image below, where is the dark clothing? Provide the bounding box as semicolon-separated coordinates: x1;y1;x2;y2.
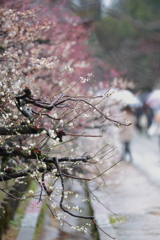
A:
122;141;133;162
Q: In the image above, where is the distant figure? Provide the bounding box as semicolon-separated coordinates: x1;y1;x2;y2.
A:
154;110;160;156
135;104;154;135
119;105;137;162
144;104;154;129
135;106;143;132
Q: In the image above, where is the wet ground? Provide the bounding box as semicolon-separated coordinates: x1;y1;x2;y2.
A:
101;162;160;240
91;131;160;239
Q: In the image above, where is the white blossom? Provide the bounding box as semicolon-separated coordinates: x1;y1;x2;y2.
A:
28;190;34;194
48;129;55;138
51;202;56;209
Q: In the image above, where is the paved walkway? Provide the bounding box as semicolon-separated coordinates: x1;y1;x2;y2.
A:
132;131;160;186
91;130;160;240
16;187;43;240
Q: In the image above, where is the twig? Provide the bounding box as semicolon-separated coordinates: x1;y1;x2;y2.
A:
54;157;94;220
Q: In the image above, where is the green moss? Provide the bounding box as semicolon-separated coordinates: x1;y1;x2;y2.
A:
109;215;127;225
3;201;28;240
109;216;117;224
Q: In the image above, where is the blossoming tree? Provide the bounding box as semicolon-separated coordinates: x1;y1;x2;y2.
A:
0;2;130;237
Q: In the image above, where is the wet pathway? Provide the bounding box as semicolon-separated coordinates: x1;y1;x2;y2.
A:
92;161;160;240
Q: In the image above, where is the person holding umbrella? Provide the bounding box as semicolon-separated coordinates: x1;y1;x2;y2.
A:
119;105;137;162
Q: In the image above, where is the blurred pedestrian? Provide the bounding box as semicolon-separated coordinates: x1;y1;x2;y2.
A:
119;105;137;162
154;110;160;156
135;106;143;132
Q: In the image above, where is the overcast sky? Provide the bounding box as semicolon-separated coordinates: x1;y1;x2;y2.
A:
102;0;112;7
102;0;118;8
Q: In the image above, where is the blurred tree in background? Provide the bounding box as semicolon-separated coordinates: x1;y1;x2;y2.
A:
88;0;160;92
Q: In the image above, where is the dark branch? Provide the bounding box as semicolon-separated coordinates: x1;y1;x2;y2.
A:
0;125;45;135
0;156;91;181
54;157;94;220
0;166;51;182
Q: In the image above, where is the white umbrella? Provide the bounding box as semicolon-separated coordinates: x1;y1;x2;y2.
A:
112;89;143;108
145;89;160;109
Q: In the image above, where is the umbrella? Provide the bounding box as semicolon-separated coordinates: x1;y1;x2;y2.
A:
137;91;151;103
145;89;160;109
112;89;143;108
